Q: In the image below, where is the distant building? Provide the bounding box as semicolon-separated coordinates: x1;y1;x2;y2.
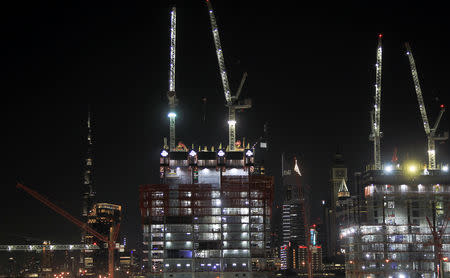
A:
281;156;306;247
81;110;96;271
279;243;323;272
326;152;347;260
84;203;121;276
281;185;305;246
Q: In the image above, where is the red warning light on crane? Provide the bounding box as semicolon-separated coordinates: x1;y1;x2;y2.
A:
440;104;445;109
378;34;383;38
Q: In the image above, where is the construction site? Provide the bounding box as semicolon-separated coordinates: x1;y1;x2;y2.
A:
3;1;450;278
138;1;275;278
337;33;450;277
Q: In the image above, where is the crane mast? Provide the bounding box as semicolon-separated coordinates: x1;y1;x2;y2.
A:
370;34;383;170
206;0;250;151
405;43;447;169
167;6;177;151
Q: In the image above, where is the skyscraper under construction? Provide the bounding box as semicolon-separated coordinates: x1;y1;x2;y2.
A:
341;164;450;277
139;146;274;278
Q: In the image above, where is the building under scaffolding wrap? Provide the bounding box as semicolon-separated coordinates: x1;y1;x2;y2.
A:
139;148;274;278
340;165;450;277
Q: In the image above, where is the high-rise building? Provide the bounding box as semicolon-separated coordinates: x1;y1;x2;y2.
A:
327;152;347;260
341;165;450;277
139;146;274;278
280;155;306;247
281;186;305;246
81;109;95;272
84;203;122;276
82;109;95;220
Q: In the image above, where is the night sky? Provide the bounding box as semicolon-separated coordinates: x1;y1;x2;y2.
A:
2;0;450;256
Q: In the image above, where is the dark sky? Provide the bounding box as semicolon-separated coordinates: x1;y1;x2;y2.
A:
2;0;450;254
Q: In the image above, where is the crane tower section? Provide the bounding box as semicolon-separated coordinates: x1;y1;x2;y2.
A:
167;6;177;151
405;43;430;134
206;0;251;151
405;43;447;169
370;34;383;170
206;0;232;105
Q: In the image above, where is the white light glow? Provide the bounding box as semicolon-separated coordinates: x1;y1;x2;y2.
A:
408;165;417;173
168;112;176;118
218;150;225;157
227;120;236;125
161;150;169;157
246;150;253;157
384;164;393;173
189;150;197;157
443;165;449;172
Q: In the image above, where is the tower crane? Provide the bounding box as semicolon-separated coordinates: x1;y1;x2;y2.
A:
369;34;383;170
405;42;447;170
17;183;120;278
205;0;251;151
167;6;178;151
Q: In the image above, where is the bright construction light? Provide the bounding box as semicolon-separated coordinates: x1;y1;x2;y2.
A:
443;165;449;172
384;164;393;173
245;150;253;157
408;165;417;173
189;150;197;157
227;120;236;125
161;150;169;157
168;112;176;118
218;150;225;157
399;274;406;278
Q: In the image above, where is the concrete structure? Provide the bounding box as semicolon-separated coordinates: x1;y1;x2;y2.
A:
139;147;274;278
341;164;450;277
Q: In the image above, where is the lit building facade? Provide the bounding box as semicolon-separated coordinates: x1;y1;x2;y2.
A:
139;148;274;278
84;203;121;276
281;185;305;246
341;165;450;278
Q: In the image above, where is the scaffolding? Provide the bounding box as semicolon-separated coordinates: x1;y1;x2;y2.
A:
139;174;274;277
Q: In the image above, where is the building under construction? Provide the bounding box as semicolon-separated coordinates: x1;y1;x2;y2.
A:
337;30;450;277
139;148;274;278
341;165;450;277
138;1;274;277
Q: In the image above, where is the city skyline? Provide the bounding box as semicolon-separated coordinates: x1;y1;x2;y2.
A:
2;0;450;255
